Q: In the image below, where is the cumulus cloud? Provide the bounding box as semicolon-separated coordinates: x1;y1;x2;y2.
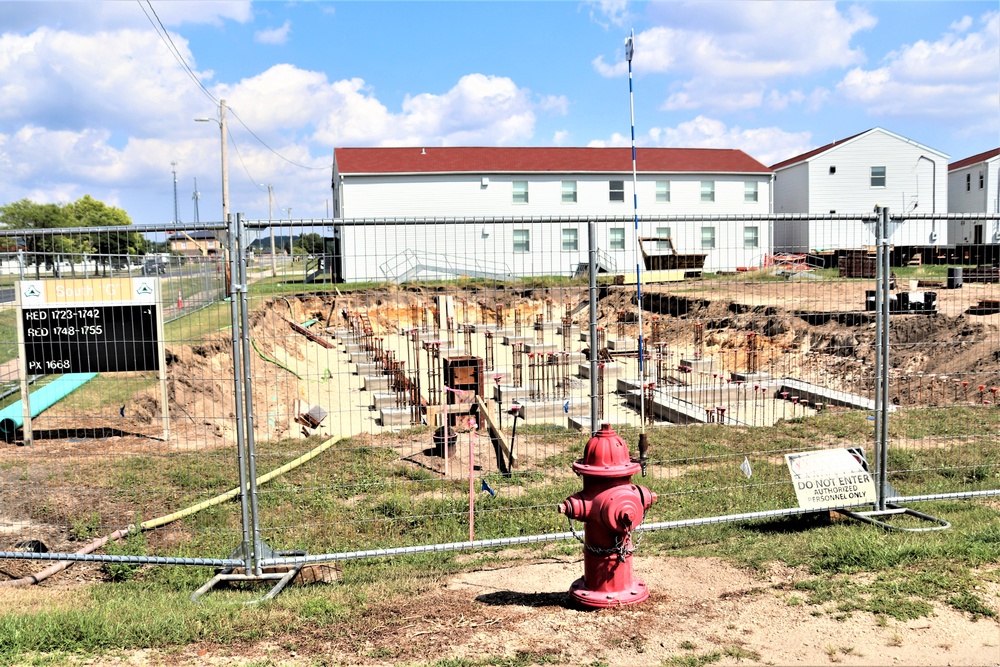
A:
586;0;631;29
588;116;813;167
0;1;252;32
593;1;876;113
838;9;999;124
254;20;291;45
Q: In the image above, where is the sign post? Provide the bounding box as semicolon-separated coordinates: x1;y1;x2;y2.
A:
16;277;167;444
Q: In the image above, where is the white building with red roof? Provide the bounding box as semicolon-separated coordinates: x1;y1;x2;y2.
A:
948;148;1000;244
770;128;949;252
330;146;773;282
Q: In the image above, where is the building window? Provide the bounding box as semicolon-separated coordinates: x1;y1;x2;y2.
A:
980;171;985;189
609;180;625;202
610;227;626;250
829;166;837;174
513;229;530;253
967;174;972;191
562;228;578;251
701;181;715;202
512;180;529;204
655;180;670;203
870;166;886;187
561;180;577;203
744;226;759;249
744;181;758;203
701;226;716;249
655;226;671;250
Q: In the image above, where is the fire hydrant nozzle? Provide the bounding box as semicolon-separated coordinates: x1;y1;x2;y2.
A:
559;423;657;608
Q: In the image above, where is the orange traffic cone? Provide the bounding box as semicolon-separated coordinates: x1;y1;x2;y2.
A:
177;289;184;309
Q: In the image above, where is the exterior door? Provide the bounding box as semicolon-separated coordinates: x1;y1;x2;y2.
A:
974;224;984;245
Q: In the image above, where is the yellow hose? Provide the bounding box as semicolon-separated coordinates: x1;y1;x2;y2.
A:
1;435;344;587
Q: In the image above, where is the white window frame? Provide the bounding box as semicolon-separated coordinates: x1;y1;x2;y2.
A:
655;180;670;203
609;180;625;203
561;228;578;251
513;229;530;253
744;181;758;203
870;166;886;188
512;180;529;204
744;225;759;249
610;227;626;250
561;180;577;203
701;226;716;249
655;226;671;250
700;181;715;202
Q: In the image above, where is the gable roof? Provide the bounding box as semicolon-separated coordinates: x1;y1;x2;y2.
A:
334;147;771;176
949;148;1000;172
769;127;948;171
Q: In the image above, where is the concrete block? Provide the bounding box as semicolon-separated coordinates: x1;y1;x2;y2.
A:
607;338;637;352
363;375;390;392
379;407;412;426
517;397;588;421
679;358;714;374
344;342;363;354
371;392;398;409
502;335;534;346
556;325;581;337
495;384;531;403
524;342;557;354
578;362;624;379
355;362;379;376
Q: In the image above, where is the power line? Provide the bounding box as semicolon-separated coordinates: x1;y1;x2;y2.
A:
137;1;216;106
227;108;331;171
140;1;332;173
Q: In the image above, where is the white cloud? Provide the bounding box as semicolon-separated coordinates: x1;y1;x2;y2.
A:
593;1;876;113
837;10;999;123
588;115;813;167
553;130;571;146
0;1;252;32
254;20;291;46
586;0;630;29
311;73;540;147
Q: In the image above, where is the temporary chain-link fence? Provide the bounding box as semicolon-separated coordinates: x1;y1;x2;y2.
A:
0;211;998;589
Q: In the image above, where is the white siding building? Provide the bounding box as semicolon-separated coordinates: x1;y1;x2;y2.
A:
331;147;773;282
948;148;1000;244
770;128;949;252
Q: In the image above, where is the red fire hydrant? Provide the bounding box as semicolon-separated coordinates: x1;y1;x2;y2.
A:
558;423;656;608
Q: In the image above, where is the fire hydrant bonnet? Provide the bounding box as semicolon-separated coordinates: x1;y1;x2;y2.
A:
572;423;641;477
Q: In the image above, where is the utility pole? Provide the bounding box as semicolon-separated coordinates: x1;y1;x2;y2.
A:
171;161;180;224
192;178;201;223
263;184;276;277
195;98;229;224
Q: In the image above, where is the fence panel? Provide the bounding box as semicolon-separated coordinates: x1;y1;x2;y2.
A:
0;224;243;572
3;212;998;581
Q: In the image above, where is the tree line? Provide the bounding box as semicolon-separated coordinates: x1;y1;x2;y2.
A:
0;196;147;277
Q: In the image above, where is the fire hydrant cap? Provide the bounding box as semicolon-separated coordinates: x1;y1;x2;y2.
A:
572;423;641;477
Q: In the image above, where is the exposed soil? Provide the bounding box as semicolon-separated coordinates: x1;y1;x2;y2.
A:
10;555;996;667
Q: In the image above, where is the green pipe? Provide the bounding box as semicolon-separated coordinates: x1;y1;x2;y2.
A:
0;372;98;438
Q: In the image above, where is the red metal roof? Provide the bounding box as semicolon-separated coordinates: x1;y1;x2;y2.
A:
949;148;1000;171
334;146;771;175
769;129;870;171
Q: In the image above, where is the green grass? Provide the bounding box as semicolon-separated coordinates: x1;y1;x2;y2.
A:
1;403;998;664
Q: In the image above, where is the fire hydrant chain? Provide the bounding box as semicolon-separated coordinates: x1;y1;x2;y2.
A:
566;511;647;562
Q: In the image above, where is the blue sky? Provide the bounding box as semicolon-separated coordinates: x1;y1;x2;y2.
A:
0;1;997;226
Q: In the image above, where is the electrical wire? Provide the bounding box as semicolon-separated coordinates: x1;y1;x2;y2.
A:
139;1;333;174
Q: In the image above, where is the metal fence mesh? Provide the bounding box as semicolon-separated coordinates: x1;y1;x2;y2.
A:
0;212;998;578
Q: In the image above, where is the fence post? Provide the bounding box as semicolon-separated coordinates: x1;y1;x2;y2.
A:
874;206;891;511
226;213;254;573
588;220;599;434
236;212;265;575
